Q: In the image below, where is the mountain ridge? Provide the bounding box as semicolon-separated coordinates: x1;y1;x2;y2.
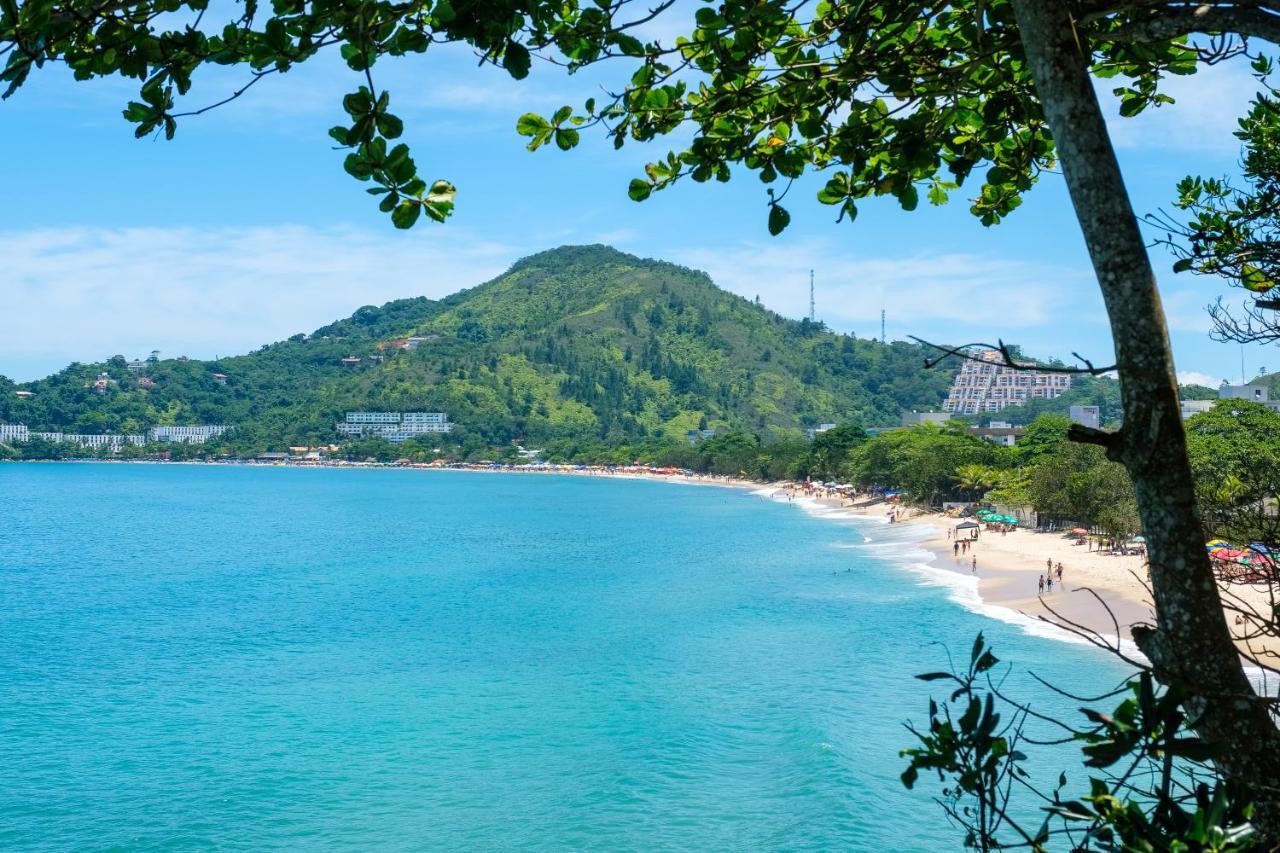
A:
1;245;957;452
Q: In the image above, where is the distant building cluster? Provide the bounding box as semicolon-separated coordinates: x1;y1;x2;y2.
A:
0;423;228;449
943;350;1073;415
1180;382;1280;419
336;412;453;443
803;423;837;440
687;428;718;444
376;335;437;352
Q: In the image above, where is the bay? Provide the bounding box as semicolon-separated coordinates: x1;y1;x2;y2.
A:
0;464;1130;850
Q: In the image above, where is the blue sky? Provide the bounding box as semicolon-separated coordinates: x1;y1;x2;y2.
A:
0;37;1271;386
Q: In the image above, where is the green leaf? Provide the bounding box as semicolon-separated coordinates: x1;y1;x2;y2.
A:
1243;263;1275;293
376;114;404;139
391;201;421;229
767;203;790;235
554;128;579;150
816;177;846;205
426;180;457;204
504;41;531;80
1118;97;1145;118
901;765;918;789
628;179;652;202
915;672;955;682
122;102;152;122
898;184;918;212
1172;258;1194;273
516;113;550;137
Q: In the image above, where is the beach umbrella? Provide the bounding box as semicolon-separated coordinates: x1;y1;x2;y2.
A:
1214;549;1247;560
1071;527;1088;535
1130;535;1146;544
1206;539;1230;548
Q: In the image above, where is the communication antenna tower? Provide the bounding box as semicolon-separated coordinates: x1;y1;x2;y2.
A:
880;310;886;344
808;269;815;322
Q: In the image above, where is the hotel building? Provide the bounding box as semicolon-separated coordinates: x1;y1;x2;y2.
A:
942;350;1073;415
336;412;453;443
148;425;230;444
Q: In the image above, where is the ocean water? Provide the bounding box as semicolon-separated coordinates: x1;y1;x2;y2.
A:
0;464;1134;850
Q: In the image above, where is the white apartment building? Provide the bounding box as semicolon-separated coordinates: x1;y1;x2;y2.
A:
344;411;401;425
0;423;30;442
943;350;1072;415
1069;405;1101;429
26;433;144;448
336;412;452;442
149;425;229;443
401;412;449;427
1218;382;1280;413
900;411;952;428
1180;399;1214;420
62;434;146;448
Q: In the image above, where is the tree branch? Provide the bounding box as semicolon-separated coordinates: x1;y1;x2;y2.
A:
909;335;1118;375
1110;5;1280;45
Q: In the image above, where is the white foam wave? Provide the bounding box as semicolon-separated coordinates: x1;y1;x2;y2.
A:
750;485;1277;698
751;486;1153;657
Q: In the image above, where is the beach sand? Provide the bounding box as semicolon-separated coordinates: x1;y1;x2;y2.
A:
827;499;1280;666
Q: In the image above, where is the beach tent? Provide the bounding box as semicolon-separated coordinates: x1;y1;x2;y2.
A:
955;521;981;530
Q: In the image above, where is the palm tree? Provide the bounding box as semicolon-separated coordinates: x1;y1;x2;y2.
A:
953;464;998;500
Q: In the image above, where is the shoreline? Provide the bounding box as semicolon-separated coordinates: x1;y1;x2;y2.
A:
8;457;1276;663
757;486;1278;664
748;484;1155;654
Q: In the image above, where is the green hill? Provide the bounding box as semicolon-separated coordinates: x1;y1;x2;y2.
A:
1;245;956;452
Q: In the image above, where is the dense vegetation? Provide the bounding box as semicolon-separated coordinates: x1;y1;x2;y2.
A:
1;245;960;455
793;402;1280;544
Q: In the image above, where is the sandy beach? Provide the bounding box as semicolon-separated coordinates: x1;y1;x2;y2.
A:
801;493;1280;667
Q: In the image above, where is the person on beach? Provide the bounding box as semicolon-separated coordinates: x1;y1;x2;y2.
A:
1056;563;1064;583
1046;574;1054;592
971;554;977;574
1038;574;1045;594
953;541;960;557
1046;558;1053;574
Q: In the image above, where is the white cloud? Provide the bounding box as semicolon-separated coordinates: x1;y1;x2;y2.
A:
1104;61;1261;155
0;225;518;381
1159;285;1215;334
1178;370;1223;388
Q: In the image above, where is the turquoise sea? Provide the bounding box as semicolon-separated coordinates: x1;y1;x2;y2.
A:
0;464;1133;850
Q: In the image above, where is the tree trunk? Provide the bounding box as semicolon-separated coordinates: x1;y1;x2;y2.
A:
1009;0;1280;834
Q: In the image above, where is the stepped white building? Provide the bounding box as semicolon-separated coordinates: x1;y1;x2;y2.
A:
942;350;1072;415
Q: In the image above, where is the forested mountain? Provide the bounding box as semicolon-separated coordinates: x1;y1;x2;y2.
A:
1;245;956;451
